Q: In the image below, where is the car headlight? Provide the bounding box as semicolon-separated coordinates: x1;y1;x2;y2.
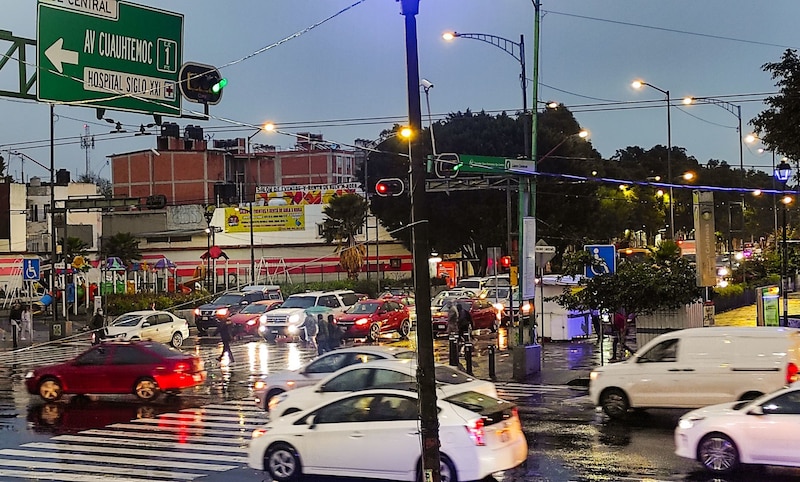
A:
355;317;369;326
25;371;34;379
259;314;267;325
589;371;600;382
268;393;288;412
493;303;505;312
288;325;298;334
254;380;266;390
216;308;229;317
288;313;301;324
678;416;704;430
252;427;269;439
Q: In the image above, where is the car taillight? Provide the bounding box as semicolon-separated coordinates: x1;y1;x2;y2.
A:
174;362;190;373
787;362;799;384
216;308;229;317
465;418;485;446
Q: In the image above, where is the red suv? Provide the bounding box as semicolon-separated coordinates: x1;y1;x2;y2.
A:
335;298;412;341
432;297;499;335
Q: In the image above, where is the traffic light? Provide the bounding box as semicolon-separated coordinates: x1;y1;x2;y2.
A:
375;178;405;197
500;256;512;272
179;62;225;105
433;153;461;179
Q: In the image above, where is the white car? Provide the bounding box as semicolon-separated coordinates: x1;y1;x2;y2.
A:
252;346;415;410
248;388;528;482
269;358;498;416
98;310;190;348
675;383;800;475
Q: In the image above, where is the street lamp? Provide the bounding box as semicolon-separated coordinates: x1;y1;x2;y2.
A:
774;159;792;327
632;80;673;238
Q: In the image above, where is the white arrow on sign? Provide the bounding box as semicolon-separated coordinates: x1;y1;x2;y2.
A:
534;245;556;253
45;38;79;74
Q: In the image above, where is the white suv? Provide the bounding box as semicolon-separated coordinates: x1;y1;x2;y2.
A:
258;290;361;342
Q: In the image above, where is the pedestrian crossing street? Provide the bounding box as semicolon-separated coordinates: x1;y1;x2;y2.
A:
0;399;265;481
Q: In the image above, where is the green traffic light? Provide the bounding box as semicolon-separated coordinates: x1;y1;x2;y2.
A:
211;78;228;94
453;161;463;171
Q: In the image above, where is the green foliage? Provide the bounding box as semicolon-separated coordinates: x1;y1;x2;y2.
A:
713;283;744;298
101;232;142;266
103;291;208;316
321;194;368;244
751;49;800;162
60;237;90;261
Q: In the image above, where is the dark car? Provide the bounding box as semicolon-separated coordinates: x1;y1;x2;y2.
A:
431;297;499;335
335;298;411;341
24;341;206;402
194;291;266;336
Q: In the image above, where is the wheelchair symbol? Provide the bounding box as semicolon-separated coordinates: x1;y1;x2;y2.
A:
23;260;40;281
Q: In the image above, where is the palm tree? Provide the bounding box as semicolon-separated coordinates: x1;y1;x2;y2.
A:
101;232;142;267
60;237;90;264
320;194;369;280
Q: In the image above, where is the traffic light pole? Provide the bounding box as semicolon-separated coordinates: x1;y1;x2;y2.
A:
399;2;441;481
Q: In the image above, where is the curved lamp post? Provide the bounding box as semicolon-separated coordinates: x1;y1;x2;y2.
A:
632;80;673;238
775;159;792;327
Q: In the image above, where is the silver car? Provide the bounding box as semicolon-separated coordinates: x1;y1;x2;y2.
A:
99;310;191;348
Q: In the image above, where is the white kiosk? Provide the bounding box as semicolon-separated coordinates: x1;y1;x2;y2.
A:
538;274;592;341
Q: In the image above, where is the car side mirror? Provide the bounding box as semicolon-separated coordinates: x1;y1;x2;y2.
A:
141;322;150;328
241;301;249;305
749;406;765;416
307;414;317;429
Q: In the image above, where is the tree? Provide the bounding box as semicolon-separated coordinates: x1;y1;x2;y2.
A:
77;172;112;198
0;154;12;182
101;232;142;266
59;237;89;262
320;194;369;280
549;240;703;317
751;49;800;162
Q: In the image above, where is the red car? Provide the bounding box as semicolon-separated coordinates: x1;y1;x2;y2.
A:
432;297;499;335
228;299;283;337
335;298;412;341
24;341;206;402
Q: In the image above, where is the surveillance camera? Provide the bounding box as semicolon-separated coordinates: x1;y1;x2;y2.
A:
420;79;434;89
150;148;160;156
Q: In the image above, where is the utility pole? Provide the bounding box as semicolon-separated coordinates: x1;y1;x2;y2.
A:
80;124;94;177
398;1;440;481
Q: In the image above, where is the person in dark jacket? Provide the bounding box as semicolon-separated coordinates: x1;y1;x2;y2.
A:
217;319;234;363
326;314;341;350
316;314;330;355
9;300;22;348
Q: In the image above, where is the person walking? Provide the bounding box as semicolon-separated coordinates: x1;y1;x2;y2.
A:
20;304;32;342
315;313;330;355
456;303;472;344
89;309;105;345
611;309;629;361
9;300;22;349
217;319;235;363
326;314;340;351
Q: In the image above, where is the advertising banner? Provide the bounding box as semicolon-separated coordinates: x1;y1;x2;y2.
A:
223;205;305;233
255;183;362;205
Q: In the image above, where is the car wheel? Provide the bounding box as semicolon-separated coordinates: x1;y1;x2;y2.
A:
599;388;629;419
397;319;411;338
134;377;160;401
417;454;458;482
38;378;63;401
698;432;740;474
266;442;302;481
170;332;184;348
367;323;381;342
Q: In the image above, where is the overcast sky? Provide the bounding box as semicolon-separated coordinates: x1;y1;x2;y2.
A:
2;0;799;185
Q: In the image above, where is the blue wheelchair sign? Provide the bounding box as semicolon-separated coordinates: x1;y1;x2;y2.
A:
23;258;40;281
584;245;616;278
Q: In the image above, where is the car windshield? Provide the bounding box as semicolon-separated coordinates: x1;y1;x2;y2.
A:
483;288;510;299
444;391;508;415
212;294;243;305
281;296;316;308
348;302;379;314
457;280;481;288
110;314;142;327
434;365;476;384
240;303;268;314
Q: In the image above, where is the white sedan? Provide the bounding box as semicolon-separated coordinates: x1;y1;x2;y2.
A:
98;310;190;348
252;345;415;410
675;383;800;474
248;388;528;482
269;358;498;416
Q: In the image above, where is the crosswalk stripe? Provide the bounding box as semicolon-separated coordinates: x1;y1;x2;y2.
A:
23;442;248;463
0;444;238;473
0;468;171;482
78;429;246;445
108;422;252;438
202;403;264;412
157;412;267;423
126;417;262;430
49;435;247;453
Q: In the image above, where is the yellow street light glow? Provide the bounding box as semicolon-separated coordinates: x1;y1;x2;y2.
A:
442;32;455;41
619;184;628;190
682;96;695;105
745;134;757;143
263;123;274;132
783;195;793;205
753;189;762;196
400;127;412;138
546;101;559;109
682;171;696;181
656;189;664;197
578;130;589;138
631;80;643;89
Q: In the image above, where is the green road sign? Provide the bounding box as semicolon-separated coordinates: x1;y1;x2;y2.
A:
37;0;183;116
457;154;507;173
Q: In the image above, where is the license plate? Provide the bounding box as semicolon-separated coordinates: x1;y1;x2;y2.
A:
271;329;279;334
200;316;210;321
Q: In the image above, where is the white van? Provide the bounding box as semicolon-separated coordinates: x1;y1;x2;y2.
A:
589;326;800;419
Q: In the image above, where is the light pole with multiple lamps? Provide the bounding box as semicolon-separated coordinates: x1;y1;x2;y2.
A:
632;80;673;238
775;159;792;327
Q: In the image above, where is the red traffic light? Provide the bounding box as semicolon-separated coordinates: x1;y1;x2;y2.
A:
375;178;405;197
500;256;512;269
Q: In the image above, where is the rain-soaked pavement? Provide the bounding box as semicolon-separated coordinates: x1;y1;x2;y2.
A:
2;322;800;481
